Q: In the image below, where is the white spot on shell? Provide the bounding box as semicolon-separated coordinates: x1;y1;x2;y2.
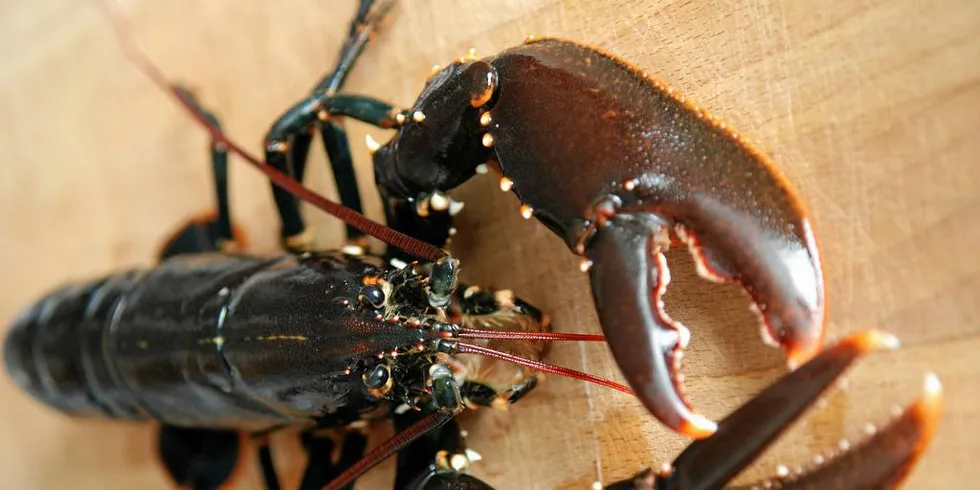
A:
465;448;482;462
341;244;364;256
448;200;465;216
429;192;449;211
450;453;469;470
924;372;942;395
365;133;381;153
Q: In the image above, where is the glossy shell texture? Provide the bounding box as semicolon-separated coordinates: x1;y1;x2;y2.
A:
484;38;824;356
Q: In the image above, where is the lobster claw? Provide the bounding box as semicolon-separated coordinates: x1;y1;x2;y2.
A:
587;214;715;437
587;199;825;437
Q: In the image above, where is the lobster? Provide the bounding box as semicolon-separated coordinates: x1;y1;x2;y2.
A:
2;0;942;489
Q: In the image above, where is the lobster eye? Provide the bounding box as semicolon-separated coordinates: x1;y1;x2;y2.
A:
363;364;393;398
358;285;385;309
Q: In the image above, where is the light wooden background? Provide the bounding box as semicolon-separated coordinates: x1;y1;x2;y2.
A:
1;0;977;488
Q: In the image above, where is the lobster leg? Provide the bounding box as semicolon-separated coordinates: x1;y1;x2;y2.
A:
318;121;365;243
256;435;282;490
158;88;242;259
395;408;494;490
157;426;242;490
300;430;367;490
606;330;941;489
263;0;396;250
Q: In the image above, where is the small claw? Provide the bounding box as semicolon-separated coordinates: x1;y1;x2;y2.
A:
779;372;942;489
588;215;717;438
661;329;902;489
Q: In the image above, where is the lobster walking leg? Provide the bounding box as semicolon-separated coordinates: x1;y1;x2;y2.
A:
158;88;240;258
396;409;493;490
158;426;243;490
263;0;395;250
298;430;367;490
256;435;282;490
319;121;364;243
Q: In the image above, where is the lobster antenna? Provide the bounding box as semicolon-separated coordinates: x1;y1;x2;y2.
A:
455;328;606;342
322;410;454;490
454;342;634;396
99;0;446;263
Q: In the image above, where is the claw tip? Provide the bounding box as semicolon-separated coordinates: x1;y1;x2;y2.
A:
786;345;817;371
855;329;902;352
923;372;941;396
870;329;902;350
679;413;718;439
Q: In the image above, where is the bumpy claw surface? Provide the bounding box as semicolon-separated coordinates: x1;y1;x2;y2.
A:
609;330;942;490
469;38;828;437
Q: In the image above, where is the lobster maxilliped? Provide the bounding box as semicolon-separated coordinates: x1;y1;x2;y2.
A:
3;0;942;488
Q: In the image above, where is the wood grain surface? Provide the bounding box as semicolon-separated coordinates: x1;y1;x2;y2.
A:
1;0;977;488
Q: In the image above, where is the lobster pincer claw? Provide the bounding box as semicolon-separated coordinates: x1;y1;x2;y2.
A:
586;179;827;437
611;329;942;490
587;213;716;438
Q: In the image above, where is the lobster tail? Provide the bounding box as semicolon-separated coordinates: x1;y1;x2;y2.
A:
4;273;147;419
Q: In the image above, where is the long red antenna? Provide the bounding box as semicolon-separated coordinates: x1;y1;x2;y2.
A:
455;328;606;342
99;0;445;263
454;342;634;396
322;411;454;490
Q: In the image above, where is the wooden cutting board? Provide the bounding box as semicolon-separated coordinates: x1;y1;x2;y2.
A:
1;0;976;488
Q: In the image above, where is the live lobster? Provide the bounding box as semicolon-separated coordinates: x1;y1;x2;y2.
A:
3;1;942;489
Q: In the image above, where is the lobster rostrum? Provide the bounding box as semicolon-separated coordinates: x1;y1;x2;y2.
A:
3;0;942;489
